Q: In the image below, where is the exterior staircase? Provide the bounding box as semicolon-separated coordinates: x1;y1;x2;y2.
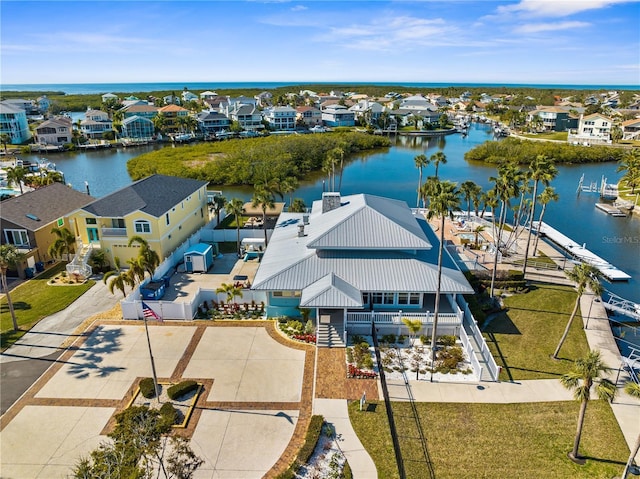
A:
316;311;345;348
66;241;93;278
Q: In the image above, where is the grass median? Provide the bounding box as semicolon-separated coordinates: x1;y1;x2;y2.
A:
1;263;95;349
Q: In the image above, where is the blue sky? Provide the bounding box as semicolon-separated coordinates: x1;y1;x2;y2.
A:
1;0;639;86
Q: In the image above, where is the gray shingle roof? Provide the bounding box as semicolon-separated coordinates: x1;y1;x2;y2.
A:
0;183;93;231
81;174;208;218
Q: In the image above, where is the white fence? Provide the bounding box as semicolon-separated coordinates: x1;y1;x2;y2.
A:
459;322;483;381
346;310;462;325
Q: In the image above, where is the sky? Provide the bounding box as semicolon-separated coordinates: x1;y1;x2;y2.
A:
1;0;639;86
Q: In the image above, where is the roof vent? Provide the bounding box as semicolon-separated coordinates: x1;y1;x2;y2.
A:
26;214;40;221
297;223;305;237
303;214;309;225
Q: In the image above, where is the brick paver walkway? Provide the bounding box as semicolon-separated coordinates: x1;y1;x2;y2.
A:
315;347;379;400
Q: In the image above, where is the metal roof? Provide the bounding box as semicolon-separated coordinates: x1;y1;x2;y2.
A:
300;273;364;308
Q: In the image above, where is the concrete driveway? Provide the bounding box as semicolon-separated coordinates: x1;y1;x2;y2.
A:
0;322;310;479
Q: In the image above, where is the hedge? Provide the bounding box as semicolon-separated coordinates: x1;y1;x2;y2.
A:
167;380;199;400
277;415;324;479
139;377;157;399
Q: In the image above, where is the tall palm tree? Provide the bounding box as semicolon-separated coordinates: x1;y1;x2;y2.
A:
430;151;447;178
280;177;299;207
460;180;481;220
103;257;135;298
0;133;11;154
531;186;559;256
617;149;640;194
48;226;76;261
211;194;227;226
621;382;640;478
426;179;460;382
0;244;26;331
553;263;603;359
225;198;245;256
414;154;429;208
251;187;275;246
522;155;558;277
5;166;27;194
560;350;616;463
216;282;243;304
127;236;160;279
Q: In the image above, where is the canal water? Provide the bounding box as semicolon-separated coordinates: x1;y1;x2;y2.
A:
24;122;639;306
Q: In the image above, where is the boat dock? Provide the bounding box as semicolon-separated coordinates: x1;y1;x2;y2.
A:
595;203;627;217
532;221;631;281
602;290;640;321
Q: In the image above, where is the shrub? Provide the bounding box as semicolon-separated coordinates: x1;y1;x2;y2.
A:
420;334;430;345
304;319;315;334
381;334;396;344
139;377;157;398
438;335;457;347
397;335;406;344
350;334;365;345
159;402;178;426
298;415;324;465
286;320;303;333
167;380;198;400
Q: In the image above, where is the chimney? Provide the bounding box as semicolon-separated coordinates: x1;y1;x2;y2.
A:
322;192;341;214
297;223;305;237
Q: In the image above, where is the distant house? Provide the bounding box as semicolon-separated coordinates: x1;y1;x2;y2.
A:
571;113;613;143
37;95;51;113
0;102;32;144
1;98;39;116
157;104;189;133
251;192;473;344
197;110;231;135
296;106;322;127
101;93;119;103
80;109;113;139
163;94;181;105
67;174;209;267
121;116;155;140
399;95;433;111
263;106;297;131
0;183;93;277
348;100;385;125
529;107;578;132
227;103;264;131
181;91;198;103
321;105;355;127
35;117;73;145
621;118;640;141
255;91;273;107
199;91;218;102
122;104;159;120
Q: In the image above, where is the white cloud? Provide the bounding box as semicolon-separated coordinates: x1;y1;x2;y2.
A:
496;0;638;18
515;20;591;33
291;5;307;11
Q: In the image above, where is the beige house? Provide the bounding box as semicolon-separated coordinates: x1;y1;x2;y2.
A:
35;117;73;146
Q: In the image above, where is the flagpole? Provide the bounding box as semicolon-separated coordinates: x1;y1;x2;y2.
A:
143;315;161;402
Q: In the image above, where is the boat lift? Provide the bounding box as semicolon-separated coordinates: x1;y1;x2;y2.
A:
602;290;640;321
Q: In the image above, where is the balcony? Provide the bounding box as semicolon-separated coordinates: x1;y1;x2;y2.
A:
101;227;128;237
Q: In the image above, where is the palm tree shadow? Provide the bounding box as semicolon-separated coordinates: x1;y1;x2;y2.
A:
66;326;126;379
1;301;31;312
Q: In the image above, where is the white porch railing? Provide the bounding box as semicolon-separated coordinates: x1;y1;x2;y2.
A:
459;323;482;381
346;310;462;325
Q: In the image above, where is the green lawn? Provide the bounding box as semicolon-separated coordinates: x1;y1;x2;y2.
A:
1;263;95;349
391;401;627;479
483;283;590;381
521;131;569;141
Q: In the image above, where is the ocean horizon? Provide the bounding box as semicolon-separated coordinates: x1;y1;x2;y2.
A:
2;81;639;95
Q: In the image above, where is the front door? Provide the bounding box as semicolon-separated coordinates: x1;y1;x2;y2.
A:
87;227;99;243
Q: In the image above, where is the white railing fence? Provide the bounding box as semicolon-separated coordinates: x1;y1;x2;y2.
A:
459;324;483;381
346;310;461;326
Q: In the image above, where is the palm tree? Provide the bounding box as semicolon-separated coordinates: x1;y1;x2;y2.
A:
522;155;558;277
0;244;26;331
127;236;160;279
621;382;640;478
473;224;486;249
211;194;227;226
414;154;429;208
289;198;306;213
0;133;11;154
531;186;559;256
426;179;460;382
225;198;245;256
430;151;447;178
280;177;299;207
553;263;603;359
5;166;27;194
216;282;243;305
460;180;481;220
617;149;640;194
48;226;76;261
103;257;135;298
252;187;275;246
126;256;147;284
560;350;616;463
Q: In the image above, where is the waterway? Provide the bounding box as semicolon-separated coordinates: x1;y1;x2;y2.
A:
23;122;640;306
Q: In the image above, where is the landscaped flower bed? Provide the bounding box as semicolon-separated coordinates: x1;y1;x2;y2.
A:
196;300;265;320
277;317;316;343
347;364;377;379
293;334;316;344
346;335;378;379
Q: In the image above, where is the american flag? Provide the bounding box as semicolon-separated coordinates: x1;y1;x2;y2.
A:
142;302;162;322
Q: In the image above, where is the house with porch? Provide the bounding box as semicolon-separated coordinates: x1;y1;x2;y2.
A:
251;192;474;347
569;113;613;144
263;106;297;131
621;118;640;141
0;102;32;144
67;174;209;268
120;116;155;140
321;105;355;127
80;109;113;139
0;183;94;278
34;117;73;146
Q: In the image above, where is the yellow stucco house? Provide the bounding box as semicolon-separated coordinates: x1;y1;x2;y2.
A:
67;174;209;267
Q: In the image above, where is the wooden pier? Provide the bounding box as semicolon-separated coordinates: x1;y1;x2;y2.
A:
595;203;627;217
532;221;631;281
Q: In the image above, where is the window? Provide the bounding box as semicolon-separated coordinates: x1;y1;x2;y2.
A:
4;229;29;247
383;293;394;305
371;292;383;304
134;220;151;234
85;218;97;225
398;293;409;305
409;293;421;305
272;291;301;297
166;213;170;225
111;218;125;228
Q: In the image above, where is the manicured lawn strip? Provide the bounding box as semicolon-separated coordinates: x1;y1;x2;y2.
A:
520;131;569;141
483;283;590;381
391;401;627;479
1;263;95;348
348;400;399;479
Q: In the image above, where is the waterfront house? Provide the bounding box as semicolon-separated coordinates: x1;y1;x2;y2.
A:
528;107;578;132
80;109;113;139
36;96;51;113
570;113;613;144
157;104;190;133
34;117;73;146
0;102;32;144
226;103;264;131
67;174;209;267
197;110;231;136
399;95;433;111
251;192;473;345
0;183;94;277
122;104;159;120
321;105;355;127
121;116;155;140
1;99;39;117
296;106;322;127
263;106;297;131
621;118;640;141
348;100;385;126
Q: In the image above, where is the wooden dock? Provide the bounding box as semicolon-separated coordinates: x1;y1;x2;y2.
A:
595;203;627;217
532;221;631;281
